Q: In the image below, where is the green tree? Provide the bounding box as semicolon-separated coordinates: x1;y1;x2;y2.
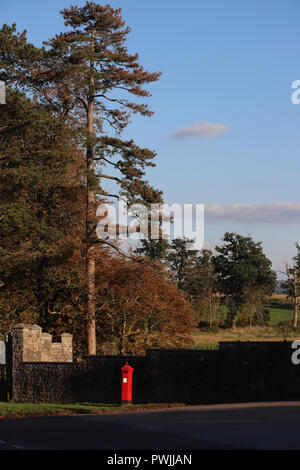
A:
166;238;198;289
214;232;276;328
134;238;170;261
183;249;220;327
0;88;86;339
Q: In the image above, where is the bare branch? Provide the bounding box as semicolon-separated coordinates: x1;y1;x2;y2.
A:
96;173;122;183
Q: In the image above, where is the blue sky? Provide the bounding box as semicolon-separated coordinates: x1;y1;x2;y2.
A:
2;0;300;276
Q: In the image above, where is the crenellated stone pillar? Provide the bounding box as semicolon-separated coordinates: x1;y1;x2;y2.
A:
6;324;73;400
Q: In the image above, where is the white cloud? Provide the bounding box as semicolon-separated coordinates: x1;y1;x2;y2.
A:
205;202;300;223
193;240;216;251
171;122;229;138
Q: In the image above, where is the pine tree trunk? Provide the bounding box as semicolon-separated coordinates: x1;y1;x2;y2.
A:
86;243;96;354
86;104;96;354
86;52;96;354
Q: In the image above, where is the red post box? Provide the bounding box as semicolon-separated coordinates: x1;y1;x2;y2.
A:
121;361;134;405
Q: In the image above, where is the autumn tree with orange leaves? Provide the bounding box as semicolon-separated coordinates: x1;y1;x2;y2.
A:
95;254;194;355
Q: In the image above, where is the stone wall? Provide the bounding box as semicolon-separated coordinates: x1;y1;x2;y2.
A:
12;356;145;403
7;324;72;363
6;324;73;401
5;324;300;404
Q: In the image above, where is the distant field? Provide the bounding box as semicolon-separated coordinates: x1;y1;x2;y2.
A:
189;325;300;350
270;294;288;302
266;294;293;325
185;293;298;350
267;294;290;305
268;308;293;325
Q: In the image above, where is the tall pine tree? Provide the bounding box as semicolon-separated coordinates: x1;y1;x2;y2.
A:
0;3;163;353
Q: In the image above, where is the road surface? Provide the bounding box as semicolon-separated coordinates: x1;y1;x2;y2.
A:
0;401;300;450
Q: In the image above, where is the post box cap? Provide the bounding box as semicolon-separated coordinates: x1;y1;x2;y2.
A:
121;361;134;372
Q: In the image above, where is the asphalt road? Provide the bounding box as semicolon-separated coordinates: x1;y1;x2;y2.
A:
1;402;300;450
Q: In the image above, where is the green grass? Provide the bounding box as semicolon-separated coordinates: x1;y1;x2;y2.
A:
0;402;185;418
266;295;294;325
268;307;294;325
195;296;294;329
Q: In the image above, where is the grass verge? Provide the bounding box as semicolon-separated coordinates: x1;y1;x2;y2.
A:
0;402;186;418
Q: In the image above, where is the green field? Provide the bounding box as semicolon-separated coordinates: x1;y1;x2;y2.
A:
188;294;300;350
265;294;294;325
268;307;293;325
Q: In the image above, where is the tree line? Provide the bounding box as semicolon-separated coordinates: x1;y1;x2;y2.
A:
135;235;277;330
